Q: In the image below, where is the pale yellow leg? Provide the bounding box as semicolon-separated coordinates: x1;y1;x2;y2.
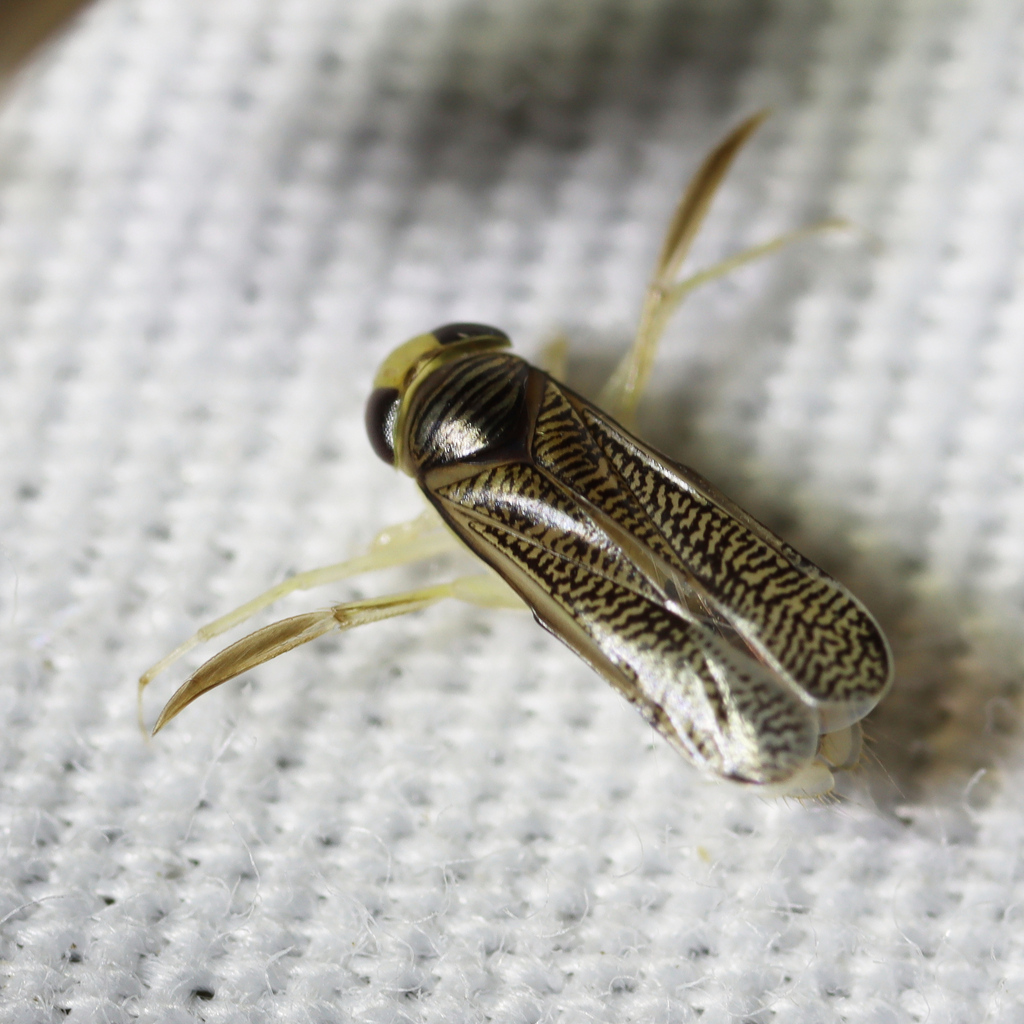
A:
139;509;459;703
150;572;524;733
593;109;845;427
536;333;570;381
599;219;846;426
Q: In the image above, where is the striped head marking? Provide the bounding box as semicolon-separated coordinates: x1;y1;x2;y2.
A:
365;323;510;469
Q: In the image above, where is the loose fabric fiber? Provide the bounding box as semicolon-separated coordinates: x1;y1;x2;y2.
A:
1;0;1023;1021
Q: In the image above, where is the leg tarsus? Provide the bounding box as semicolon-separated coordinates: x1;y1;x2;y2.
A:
138;509;458;688
138;509;458;692
598;107;845;427
600;217;847;424
599;111;769;423
148;573;523;733
152;610;341;733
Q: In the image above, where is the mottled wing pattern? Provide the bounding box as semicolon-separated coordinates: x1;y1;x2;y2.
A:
418;365;891;783
532;378;893;730
417;362;838;783
430;459;818;783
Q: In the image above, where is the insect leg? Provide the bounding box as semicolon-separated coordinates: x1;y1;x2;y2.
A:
598;111;768;422
149;572;524;733
598;111;844;425
138;510;459;692
601;218;846;424
535;334;570;381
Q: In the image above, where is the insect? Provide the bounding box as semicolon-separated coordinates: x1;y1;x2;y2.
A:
140;113;892;796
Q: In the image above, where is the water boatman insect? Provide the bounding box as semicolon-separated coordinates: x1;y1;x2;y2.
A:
140;113;893;797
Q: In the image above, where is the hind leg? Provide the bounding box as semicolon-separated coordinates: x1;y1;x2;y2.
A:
148;572;523;733
139;508;463;719
596;112;843;426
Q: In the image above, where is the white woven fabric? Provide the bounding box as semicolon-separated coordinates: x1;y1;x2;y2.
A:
1;0;1023;1020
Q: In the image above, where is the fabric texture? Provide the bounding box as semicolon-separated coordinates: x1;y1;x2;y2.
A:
1;0;1023;1020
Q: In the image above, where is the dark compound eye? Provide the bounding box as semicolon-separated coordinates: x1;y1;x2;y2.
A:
431;322;509;345
365;386;400;464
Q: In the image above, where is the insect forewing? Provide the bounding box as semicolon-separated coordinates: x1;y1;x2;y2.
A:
436;473;821;784
407;352;891;785
565;399;894;732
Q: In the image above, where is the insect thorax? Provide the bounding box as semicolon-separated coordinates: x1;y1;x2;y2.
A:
404;352;532;470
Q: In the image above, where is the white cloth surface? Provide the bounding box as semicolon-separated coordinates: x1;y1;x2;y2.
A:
1;0;1023;1020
